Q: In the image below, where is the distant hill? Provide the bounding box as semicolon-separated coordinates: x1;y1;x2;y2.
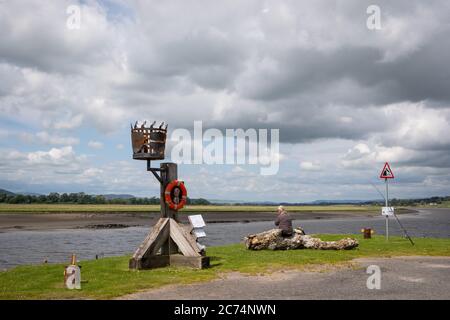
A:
0;189;42;196
102;194;136;200
243;201;279;205
0;188;15;195
208;199;244;204
308;200;369;205
19;192;42;196
212;200;369;205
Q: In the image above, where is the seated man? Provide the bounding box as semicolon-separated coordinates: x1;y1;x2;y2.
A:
275;205;293;237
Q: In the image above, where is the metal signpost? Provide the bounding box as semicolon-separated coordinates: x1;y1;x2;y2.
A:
380;162;394;241
371;164;414;245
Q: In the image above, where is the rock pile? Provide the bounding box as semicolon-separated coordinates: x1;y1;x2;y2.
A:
244;228;359;251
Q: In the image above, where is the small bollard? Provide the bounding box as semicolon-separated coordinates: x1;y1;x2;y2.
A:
64;254;81;290
361;228;374;239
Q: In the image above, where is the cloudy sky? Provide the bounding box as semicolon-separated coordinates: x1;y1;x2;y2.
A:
1;0;449;202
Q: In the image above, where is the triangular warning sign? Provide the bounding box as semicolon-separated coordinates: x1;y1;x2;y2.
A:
380;162;394;179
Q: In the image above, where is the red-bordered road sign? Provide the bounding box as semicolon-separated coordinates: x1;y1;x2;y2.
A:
380;162;394;179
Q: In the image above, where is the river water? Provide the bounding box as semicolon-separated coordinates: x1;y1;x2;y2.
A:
0;209;449;270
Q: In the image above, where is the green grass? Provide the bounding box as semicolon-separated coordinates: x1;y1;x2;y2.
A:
409;201;450;209
0;203;379;213
1;234;449;300
430;201;450;208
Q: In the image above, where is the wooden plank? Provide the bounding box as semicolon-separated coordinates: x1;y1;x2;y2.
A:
160;236;179;255
132;218;169;260
169;219;200;256
142;255;170;269
180;222;202;253
148;219;170;255
170;255;210;269
130;255;170;270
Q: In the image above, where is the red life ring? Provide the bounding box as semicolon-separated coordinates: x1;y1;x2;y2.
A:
164;180;187;210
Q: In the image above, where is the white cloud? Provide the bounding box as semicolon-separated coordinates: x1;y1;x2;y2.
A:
35;131;79;145
27;146;82;166
79;168;104;182
0;149;27;161
88;140;104;149
300;161;321;171
378;103;450;150
53;114;84;130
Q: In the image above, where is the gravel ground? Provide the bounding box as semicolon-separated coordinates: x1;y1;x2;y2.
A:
119;256;450;300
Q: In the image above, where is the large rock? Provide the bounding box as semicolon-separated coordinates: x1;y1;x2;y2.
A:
244;228;358;250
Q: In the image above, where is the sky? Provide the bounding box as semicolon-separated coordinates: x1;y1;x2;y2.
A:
0;0;449;202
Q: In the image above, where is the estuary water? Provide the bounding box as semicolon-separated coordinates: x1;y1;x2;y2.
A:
0;209;449;270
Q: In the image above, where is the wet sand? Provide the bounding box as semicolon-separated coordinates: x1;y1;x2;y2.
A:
0;209;416;232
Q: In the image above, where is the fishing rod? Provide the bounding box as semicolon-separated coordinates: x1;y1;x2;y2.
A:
369;182;415;245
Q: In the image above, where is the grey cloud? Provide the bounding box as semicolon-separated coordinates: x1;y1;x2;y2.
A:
2;0;449;143
0;1;120;74
0;0;450;199
111;0;450;145
396;150;450;169
238;36;450;106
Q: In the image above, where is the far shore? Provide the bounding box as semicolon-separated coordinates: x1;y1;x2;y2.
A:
0;208;416;232
0;203;380;213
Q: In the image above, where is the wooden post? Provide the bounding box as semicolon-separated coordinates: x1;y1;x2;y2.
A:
160;163;178;255
129;161;210;270
160;163;178;220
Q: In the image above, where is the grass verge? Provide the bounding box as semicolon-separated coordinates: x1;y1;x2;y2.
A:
1;234;449;300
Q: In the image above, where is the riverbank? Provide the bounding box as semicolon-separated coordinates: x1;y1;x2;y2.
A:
1;234;449;300
0;211;393;232
0;203;380;213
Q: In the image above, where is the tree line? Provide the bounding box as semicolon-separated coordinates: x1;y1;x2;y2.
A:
0;192;211;205
0;190;447;206
365;196;450;206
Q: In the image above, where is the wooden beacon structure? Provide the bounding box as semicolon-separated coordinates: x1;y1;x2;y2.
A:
128;121;210;269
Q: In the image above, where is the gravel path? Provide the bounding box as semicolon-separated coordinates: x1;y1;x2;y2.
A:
119;256;450;300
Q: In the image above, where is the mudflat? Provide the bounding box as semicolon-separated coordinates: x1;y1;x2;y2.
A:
0;210;386;232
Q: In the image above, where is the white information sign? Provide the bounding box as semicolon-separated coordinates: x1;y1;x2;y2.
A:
193;228;206;238
189;214;207;239
188;215;206;228
382;206;394;216
196;242;206;251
